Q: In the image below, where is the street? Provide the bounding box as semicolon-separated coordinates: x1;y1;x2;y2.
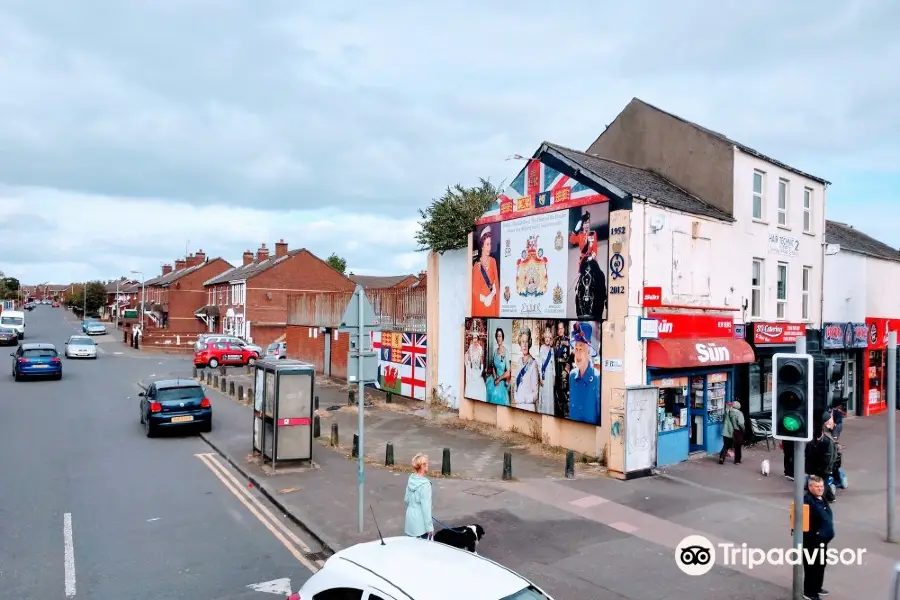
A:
0;306;317;599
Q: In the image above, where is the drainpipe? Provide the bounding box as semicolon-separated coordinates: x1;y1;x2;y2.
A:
819;184;829;331
641;202;649;375
242;279;247;341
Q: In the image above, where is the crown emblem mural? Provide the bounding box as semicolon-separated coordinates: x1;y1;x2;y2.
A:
554;230;564;251
515;235;549;297
552;283;563;304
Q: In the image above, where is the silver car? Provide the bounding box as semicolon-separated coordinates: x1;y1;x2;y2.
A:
85;321;107;336
65;335;98;359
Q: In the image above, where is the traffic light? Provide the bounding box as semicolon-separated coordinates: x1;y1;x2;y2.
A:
772;353;814;441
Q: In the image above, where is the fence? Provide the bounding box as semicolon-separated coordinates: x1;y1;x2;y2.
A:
286;287;427;332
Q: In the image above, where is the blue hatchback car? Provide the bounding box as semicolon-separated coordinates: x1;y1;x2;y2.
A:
139;379;212;437
11;343;62;381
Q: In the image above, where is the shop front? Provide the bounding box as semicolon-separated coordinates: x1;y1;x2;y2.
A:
862;317;898;416
741;321;807;419
644;312;756;466
821;322;868;416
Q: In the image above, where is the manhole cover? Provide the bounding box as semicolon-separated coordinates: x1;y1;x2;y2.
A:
464;486;503;498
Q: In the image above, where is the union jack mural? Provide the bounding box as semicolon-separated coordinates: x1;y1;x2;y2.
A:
476;158;608;225
371;330;427;401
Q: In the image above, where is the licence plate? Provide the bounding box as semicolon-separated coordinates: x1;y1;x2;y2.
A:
33;364;48;368
171;415;194;423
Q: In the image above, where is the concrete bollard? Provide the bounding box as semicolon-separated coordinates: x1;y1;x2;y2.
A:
352;433;359;458
313;415;320;438
192;366;198;378
207;372;213;385
502;452;513;481
219;365;226;377
314;395;319;410
348;390;355;406
213;375;219;388
228;381;235;396
134;334;139;350
220;377;226;392
385;442;395;466
386;392;392;404
238;385;244;401
330;422;339;447
248;388;254;403
565;450;576;479
123;330;128;343
246;364;251;375
441;448;451;476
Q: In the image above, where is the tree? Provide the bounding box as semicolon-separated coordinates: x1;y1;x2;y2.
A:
415;178;500;253
0;275;20;300
326;253;347;274
69;281;107;316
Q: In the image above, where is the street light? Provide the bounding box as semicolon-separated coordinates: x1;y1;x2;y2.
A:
131;270;145;330
82;280;87;320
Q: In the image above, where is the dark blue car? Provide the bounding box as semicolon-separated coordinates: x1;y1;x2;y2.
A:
11;343;62;381
139;379;212;437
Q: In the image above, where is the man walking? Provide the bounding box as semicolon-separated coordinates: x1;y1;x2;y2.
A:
718;400;745;465
802;475;834;599
806;418;837;503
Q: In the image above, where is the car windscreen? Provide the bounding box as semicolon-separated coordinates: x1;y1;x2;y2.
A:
500;587;551;600
157;386;205;401
267;343;279;350
69;338;95;345
0;327;15;334
1;316;24;326
23;348;57;358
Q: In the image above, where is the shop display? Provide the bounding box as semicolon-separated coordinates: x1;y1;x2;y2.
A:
868;350;884;406
706;373;727;424
656;378;688;432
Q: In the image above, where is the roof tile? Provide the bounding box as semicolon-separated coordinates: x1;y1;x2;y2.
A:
825;220;900;262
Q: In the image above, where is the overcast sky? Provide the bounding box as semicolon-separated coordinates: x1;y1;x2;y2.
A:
0;0;896;284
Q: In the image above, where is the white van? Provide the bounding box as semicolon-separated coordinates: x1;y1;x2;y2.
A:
0;310;25;339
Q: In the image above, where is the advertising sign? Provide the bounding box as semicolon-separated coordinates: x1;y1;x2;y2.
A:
768;233;800;257
752;322;807;345
646;312;734;339
640;286;663;307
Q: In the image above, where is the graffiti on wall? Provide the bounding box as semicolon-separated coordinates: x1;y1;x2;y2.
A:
371;331;427;401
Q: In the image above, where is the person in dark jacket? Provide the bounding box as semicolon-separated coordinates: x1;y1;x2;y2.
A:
806;418;836;502
783;439;794;480
802;475;835;599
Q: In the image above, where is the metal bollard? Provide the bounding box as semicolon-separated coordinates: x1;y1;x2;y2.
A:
248;387;253;402
314;395;319;410
134;335;139;349
502;452;513;480
220;377;226;392
213;375;219;388
352;433;359;458
219;365;226;377
385;442;395;466
386;392;392;404
348;390;355;406
238;385;244;401
123;330;128;343
441;448;451;476
229;381;235;396
565;450;575;479
330;422;339;447
313;415;320;438
192;366;198;378
245;364;251;374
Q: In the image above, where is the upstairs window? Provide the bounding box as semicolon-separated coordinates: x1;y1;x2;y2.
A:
776;262;788;319
751;259;763;318
803;188;813;233
752;170;765;220
778;179;789;226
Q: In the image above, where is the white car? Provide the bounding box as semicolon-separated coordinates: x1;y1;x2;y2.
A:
291;536;553;600
0;310;25;339
65;335;98;359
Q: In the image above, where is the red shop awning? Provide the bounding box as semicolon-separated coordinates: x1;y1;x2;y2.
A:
647;338;756;369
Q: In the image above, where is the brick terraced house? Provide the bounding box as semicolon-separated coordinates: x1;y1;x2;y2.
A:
200;240;354;347
142;251;233;332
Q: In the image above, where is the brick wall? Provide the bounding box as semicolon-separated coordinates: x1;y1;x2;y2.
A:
285;325;349;378
167;258;233;333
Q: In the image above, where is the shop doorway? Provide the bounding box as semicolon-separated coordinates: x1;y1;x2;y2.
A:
845;358;857;415
689;376;706;453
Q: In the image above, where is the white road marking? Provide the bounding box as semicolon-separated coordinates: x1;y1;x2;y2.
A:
113;352;123;355
146;517;161;522
247;578;292;595
63;512;76;597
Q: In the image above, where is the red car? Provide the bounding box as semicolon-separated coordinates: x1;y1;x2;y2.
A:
193;341;257;369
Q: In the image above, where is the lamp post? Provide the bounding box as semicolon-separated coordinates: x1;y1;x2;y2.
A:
131;270;145;330
82;281;87;320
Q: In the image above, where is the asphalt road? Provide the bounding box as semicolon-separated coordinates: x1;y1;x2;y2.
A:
0;307;317;599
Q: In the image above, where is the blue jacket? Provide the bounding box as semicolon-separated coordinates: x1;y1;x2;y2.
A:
568;365;600;424
803;491;834;544
404;474;433;537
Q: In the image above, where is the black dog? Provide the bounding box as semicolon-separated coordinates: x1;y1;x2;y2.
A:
432;524;485;553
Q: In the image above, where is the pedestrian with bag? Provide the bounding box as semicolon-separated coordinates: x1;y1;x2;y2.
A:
806;418;837;503
404;453;434;540
801;475;835;599
719;400;745;465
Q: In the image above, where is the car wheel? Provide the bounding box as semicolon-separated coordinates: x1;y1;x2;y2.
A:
13;370;20;382
140;407;145;424
208;357;219;369
144;415;155;438
248;354;258;366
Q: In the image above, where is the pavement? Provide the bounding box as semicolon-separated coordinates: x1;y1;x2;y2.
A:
0;305;317;599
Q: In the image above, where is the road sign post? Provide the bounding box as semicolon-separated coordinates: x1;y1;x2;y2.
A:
888;330;897;543
339;285;380;534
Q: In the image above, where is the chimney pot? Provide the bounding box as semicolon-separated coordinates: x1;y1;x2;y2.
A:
275;239;288;258
256;243;270;262
175;259;186;270
243;250;254;266
194;250;206;265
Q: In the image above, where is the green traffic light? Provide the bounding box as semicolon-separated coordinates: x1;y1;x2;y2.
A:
782;415;802;432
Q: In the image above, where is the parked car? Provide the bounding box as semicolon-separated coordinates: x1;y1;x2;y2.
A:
0;310;26;339
194;335;262;358
0;326;19;346
139;379;212;437
64;335;98;359
85;321;107;336
193;341;257;369
11;343;62;381
265;341;287;359
289;536;554;600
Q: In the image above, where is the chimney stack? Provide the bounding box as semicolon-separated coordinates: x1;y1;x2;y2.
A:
256;243;269;262
194;249;206;265
243;250;254;265
418;270;426;280
186;253;195;267
275;239;288;258
162;264;173;276
175;258;186;271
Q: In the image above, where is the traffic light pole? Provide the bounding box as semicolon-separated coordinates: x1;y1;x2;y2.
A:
791;335;807;600
888;330;897;543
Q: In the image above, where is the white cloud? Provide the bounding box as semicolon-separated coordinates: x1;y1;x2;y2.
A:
0;0;898;282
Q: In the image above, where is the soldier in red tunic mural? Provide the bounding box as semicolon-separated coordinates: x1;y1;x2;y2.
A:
569;211;606;322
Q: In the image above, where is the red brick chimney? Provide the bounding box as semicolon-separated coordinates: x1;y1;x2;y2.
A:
275;239;288;258
243;250;254;265
186;253;195;267
162;264;173;276
194;249;206;265
256;243;269;262
175;258;186;271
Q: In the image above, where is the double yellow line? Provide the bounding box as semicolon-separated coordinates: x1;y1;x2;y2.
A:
195;452;323;573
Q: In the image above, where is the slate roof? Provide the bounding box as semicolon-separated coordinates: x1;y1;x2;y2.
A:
204;248;307;286
540;142;734;222
629;98;830;185
825;221;900;262
348;274;415;289
158;259;228;287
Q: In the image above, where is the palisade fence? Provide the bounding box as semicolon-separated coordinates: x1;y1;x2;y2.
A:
286;287;427;332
